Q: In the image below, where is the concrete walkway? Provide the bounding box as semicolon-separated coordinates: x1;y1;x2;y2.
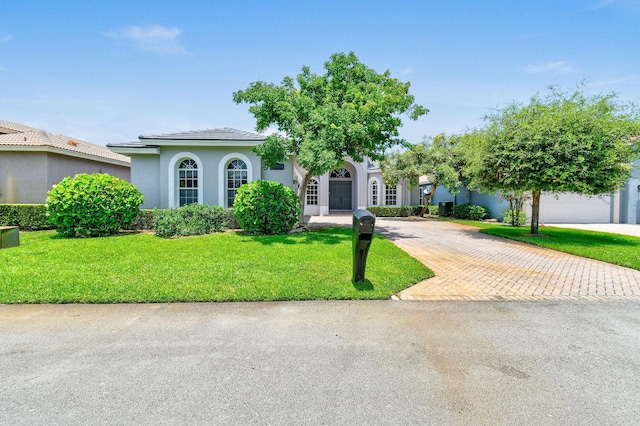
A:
309;216;640;301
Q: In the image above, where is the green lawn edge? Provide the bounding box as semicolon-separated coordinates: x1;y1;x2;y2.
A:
450;219;640;270
0;227;433;304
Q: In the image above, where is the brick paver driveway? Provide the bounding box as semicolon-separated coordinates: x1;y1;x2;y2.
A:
372;218;640;301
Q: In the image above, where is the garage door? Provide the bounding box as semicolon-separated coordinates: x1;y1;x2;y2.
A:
527;193;611;224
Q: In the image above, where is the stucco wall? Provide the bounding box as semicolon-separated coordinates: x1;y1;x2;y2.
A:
0;152;48;204
130;155;161;209
261;159;293;187
47;153;130;189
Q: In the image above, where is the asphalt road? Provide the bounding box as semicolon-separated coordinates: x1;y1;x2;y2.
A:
2;301;639;425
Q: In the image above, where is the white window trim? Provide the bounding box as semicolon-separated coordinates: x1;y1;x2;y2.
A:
218;153;253;207
368;177;380;206
168;152;203;208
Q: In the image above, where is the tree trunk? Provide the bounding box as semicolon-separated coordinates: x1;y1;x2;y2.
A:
530;189;541;235
297;171;313;226
419;184;437;216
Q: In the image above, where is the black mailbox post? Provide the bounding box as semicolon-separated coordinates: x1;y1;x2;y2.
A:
352;209;376;282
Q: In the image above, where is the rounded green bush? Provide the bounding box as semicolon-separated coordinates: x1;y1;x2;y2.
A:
233;180;300;235
47;173;143;237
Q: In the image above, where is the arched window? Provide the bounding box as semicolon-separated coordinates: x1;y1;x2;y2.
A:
306;178;319;205
371;180;378;206
385;184;397;206
227;159;248;207
330;168;351;178
178;159;198;206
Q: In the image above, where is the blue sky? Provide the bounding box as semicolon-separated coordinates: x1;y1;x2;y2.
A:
1;0;639;146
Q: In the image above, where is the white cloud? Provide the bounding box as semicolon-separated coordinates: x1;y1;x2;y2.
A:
401;67;415;75
588;0;617;10
524;61;576;74
0;34;12;43
589;75;639;87
105;25;187;55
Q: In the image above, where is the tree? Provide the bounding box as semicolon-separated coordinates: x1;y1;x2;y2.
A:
464;86;640;234
381;133;463;216
233;52;428;223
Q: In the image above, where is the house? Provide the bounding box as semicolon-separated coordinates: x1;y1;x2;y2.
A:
0;119;131;204
107;128;421;214
426;160;640;224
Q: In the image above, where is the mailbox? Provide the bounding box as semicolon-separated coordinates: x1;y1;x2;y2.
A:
352;209;376;282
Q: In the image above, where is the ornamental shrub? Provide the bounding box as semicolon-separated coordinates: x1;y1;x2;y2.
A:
233;180;300;235
427;205;439;216
502;209;527;226
451;203;490;221
47;173;143;237
153;204;229;238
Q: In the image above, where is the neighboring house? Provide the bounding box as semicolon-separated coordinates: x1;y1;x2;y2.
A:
426;160;640;224
0;119;131;204
107;128;421;214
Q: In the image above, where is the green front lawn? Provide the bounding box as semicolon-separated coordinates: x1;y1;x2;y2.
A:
453;220;640;270
0;228;433;304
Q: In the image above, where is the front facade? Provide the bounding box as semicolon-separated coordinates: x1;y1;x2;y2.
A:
0;120;131;204
108;128;419;214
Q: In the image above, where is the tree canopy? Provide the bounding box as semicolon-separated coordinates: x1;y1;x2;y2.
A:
463;86;640;234
381;133;463;215
233;51;428;222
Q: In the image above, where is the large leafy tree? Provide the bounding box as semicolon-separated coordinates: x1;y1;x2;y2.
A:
381;133;463;216
465;86;640;234
233;52;428;223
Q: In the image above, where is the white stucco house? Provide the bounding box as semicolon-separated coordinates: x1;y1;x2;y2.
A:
107;128;420;215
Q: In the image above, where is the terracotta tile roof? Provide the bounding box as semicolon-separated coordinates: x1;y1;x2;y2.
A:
139;127;265;141
0;119;130;166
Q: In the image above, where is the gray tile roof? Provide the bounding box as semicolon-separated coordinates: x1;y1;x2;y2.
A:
0;120;130;166
139;127;266;141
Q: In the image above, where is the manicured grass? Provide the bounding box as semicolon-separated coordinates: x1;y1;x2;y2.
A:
451;219;640;270
0;228;433;304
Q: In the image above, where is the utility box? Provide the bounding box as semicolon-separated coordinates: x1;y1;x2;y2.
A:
352;209;376;282
0;226;20;249
438;201;453;217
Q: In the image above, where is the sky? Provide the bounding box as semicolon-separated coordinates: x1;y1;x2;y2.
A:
1;0;639;146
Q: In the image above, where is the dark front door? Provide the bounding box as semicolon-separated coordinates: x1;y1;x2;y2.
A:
329;181;352;210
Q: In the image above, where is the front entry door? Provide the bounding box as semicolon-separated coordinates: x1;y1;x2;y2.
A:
329;181;352;210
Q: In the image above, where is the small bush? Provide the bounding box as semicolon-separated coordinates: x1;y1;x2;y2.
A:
0;204;52;230
233;180;300;235
225;209;241;229
427;205;439;215
153;204;229;238
47;174;143;237
125;209;155;230
502;209;527;226
451;203;490;221
366;206;422;217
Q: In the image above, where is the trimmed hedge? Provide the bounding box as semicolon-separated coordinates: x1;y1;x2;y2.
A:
427;205;439;215
0;204;52;230
366;206;423;217
451;203;490;221
153;204;230;238
125;209;155;230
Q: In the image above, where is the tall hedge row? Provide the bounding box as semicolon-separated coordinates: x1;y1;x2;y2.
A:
0;204;51;230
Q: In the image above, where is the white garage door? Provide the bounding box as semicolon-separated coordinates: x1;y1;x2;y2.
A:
527;193;612;224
